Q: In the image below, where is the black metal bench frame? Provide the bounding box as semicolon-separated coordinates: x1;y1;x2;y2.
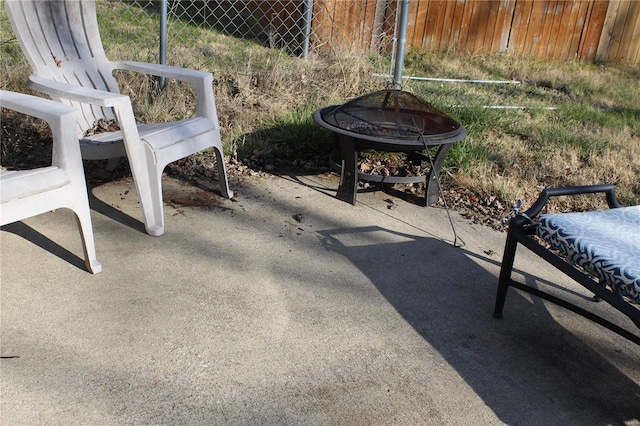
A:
493;184;640;345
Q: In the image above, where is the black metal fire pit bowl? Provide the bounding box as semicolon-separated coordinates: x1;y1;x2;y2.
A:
313;89;467;206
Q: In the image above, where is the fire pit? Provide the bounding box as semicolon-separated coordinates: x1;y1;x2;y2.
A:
313;90;467;205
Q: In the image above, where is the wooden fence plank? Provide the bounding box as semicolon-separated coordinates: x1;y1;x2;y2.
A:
617;0;640;61
381;0;397;54
495;0;516;51
464;0;481;54
460;0;475;52
627;1;640;62
467;0;485;53
424;0;445;49
425;0;443;50
471;0;490;53
477;0;498;53
369;0;387;51
354;1;373;49
310;0;637;63
448;0;467;52
597;0;620;60
587;0;609;60
438;0;457;51
523;0;546;57
409;0;427;48
576;0;596;60
480;1;498;53
538;0;559;59
456;0;473;52
489;0;504;52
551;0;569;59
509;0;534;53
334;0;350;44
405;0;417;47
608;0;632;59
568;1;590;59
578;0;609;61
310;0;331;50
360;0;377;51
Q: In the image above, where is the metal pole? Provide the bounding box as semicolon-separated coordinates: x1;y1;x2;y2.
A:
393;0;410;90
302;0;313;58
159;0;168;89
373;73;522;85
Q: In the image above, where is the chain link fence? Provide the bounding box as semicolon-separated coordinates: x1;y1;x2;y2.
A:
110;0;400;64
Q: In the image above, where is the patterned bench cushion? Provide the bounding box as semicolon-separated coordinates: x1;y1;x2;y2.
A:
535;206;640;305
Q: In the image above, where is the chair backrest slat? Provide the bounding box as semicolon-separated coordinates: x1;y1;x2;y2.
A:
6;0;122;132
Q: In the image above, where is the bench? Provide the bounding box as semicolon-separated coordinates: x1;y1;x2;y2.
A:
493;185;640;345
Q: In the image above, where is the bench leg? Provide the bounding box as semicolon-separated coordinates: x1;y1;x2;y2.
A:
494;226;519;319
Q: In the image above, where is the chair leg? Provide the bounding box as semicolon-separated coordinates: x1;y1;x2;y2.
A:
73;205;102;274
494;228;519;319
128;172;165;236
113;104;165;236
142;167;166;237
214;146;234;199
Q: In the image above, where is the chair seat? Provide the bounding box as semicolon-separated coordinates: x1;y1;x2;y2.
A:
536;206;640;304
0;167;70;204
81;117;215;151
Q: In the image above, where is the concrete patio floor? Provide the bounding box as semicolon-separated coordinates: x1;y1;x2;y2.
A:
1;172;639;425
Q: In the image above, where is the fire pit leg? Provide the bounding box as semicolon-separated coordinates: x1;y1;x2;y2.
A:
335;137;358;204
424;143;453;206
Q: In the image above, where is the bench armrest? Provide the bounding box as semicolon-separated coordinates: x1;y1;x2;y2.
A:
523;184;622;219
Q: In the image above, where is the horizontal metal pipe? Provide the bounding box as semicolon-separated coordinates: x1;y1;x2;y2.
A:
451;105;558;110
373;73;521;85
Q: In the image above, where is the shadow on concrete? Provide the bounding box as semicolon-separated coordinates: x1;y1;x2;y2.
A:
3;174;639;424
87;184;149;235
0;222;87;271
317;225;640;424
0;183;146;272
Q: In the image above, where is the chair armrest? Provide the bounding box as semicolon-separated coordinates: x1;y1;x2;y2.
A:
111;61;217;121
27;75;148;171
28;75;131;108
112;61;212;87
0;90;83;170
524;184;622;218
0;90;77;123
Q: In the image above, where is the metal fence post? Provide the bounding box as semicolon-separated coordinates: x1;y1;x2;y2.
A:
393;0;410;90
302;0;313;59
159;0;167;89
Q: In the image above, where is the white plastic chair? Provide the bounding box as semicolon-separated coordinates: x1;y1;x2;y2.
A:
1;90;102;274
5;0;233;236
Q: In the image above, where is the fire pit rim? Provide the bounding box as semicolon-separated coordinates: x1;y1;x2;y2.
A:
313;105;467;148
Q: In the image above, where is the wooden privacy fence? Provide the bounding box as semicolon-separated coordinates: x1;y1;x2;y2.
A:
311;0;640;63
